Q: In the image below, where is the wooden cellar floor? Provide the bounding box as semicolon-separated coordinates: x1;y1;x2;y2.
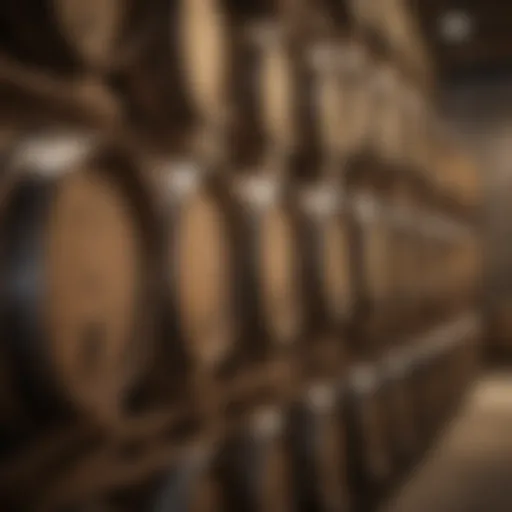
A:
384;372;512;512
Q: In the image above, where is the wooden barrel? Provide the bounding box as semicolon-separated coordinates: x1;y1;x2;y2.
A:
49;443;220;511
346;192;384;329
419;211;444;326
0;0;150;72
252;13;297;167
453;314;480;414
431;319;465;427
457;233;482;392
341;50;412;502
437;318;463;420
220;408;293;512
157;165;301;371
401;86;434;332
410;215;458;443
446;230;461;315
414;207;433;329
384;140;424;465
439;144;482;318
111;0;202;154
182;0;300;168
403;85;433;182
351;0;406;65
385;199;423;467
145;444;221;512
367;62;403;172
312;43;344;165
381;79;420;335
283;27;353;493
231;173;303;352
440;223;481;410
150;163;238;372
438;217;460;316
178;0;233;162
382;346;417;467
350;190;392;346
344;192;396;497
425;212;446;321
423;328;447;438
321;201;353;332
289;383;350;512
51;0;126;69
458;313;481;400
349;0;383;40
388;191;420;336
345;362;392;510
255;187;302;348
440;145;482;214
189;468;223;512
336;41;373;158
289;5;352;360
0;133;156;426
0;55;122;133
410;216;446;435
123;0;295;166
380;0;410;63
407;335;432;448
345;62;400;199
409;320;455;445
434;317;468;429
458;231;481;310
296;182;352;375
174;183;234;365
307;21;355;172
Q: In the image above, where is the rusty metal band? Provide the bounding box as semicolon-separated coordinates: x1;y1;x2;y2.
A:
0;173;63;421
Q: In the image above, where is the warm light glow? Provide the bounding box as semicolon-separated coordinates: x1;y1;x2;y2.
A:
439;9;474;44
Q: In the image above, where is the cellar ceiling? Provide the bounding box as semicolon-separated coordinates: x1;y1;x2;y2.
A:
413;0;512;82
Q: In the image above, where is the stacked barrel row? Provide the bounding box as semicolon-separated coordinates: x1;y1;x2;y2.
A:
0;0;482;511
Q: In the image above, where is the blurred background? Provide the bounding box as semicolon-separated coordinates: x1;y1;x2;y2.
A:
1;1;512;511
417;0;512;361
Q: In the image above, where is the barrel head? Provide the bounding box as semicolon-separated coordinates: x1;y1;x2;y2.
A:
174;187;235;369
259;204;301;347
43;166;144;423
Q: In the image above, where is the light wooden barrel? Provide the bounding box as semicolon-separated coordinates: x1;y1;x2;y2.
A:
382;347;418;467
179;0;231;159
345;362;393;510
159;165;303;370
351;190;393;345
180;0;296;166
155;164;237;371
0;133;156;426
257;193;303;347
232;173;303;350
296;182;352;365
344;192;396;502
